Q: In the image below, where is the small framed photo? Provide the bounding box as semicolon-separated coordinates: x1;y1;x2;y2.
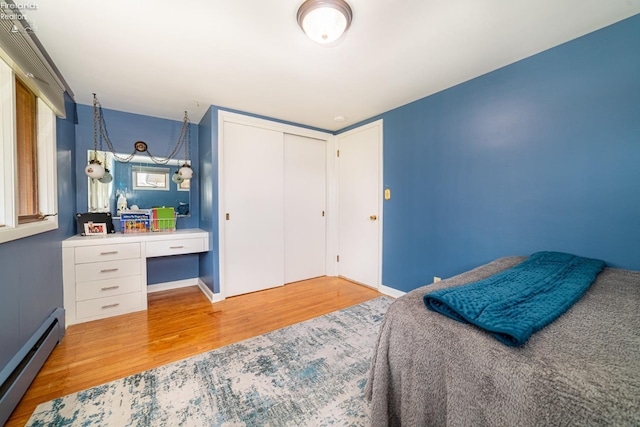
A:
76;212;115;235
83;222;107;235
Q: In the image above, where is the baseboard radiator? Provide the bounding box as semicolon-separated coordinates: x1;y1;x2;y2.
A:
0;307;65;425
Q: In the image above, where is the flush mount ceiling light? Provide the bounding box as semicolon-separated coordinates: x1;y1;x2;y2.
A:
297;0;353;44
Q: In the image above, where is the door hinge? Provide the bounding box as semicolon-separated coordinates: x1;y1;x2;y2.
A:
337;149;340;157
226;213;230;220
337;255;340;262
322;210;325;217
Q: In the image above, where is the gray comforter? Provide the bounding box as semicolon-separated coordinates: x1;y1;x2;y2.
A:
365;257;640;426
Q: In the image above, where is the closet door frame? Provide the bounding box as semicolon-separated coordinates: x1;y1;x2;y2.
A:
217;111;336;300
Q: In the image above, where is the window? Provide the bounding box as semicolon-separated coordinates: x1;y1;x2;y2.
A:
132;166;170;191
0;57;58;243
15;77;39;223
178;178;190;192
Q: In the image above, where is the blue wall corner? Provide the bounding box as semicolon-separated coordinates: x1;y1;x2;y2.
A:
197;105;218;293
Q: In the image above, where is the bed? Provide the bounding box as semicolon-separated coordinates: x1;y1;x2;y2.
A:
365;256;640;426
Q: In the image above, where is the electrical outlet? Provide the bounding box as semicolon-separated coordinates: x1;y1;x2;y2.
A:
433;276;441;283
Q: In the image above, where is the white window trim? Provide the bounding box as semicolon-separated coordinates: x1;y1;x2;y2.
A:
0;59;58;244
132;166;171;191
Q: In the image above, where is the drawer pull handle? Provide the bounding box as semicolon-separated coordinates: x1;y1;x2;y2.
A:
100;251;119;255
101;303;120;309
100;268;119;273
169;245;184;249
101;286;120;291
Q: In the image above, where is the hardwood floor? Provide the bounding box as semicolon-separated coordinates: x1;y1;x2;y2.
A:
6;277;383;426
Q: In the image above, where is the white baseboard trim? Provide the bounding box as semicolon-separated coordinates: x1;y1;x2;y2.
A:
196;279;225;303
147;278;225;304
154;276;399;303
379;284;406;299
147;278;200;293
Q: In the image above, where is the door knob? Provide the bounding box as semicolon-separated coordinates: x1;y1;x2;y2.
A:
370;215;377;221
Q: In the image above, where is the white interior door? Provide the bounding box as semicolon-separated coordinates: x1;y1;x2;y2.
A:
337;121;382;288
284;133;326;283
223;122;284;297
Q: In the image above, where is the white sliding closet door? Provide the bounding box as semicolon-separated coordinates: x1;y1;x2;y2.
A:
284;133;326;283
223;122;284;297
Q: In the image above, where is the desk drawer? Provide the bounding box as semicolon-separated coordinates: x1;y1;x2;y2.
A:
75;258;141;283
146;238;206;257
75;243;141;264
76;291;144;320
76;275;142;301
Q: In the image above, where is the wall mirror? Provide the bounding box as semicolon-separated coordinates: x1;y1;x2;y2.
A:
88;150;190;218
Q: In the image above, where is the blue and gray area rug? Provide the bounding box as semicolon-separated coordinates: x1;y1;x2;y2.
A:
27;297;393;426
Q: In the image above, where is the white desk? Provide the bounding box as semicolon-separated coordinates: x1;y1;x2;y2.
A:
62;229;209;325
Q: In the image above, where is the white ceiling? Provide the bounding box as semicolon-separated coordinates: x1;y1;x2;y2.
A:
30;1;640;131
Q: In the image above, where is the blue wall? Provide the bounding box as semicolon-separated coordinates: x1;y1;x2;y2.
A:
0;93;77;373
197;106;217;293
362;15;640;292
74;104;201;285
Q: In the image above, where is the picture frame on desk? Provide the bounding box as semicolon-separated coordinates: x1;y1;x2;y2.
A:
76;212;115;235
83;222;107;235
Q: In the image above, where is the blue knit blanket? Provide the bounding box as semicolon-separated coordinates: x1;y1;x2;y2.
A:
423;251;605;347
